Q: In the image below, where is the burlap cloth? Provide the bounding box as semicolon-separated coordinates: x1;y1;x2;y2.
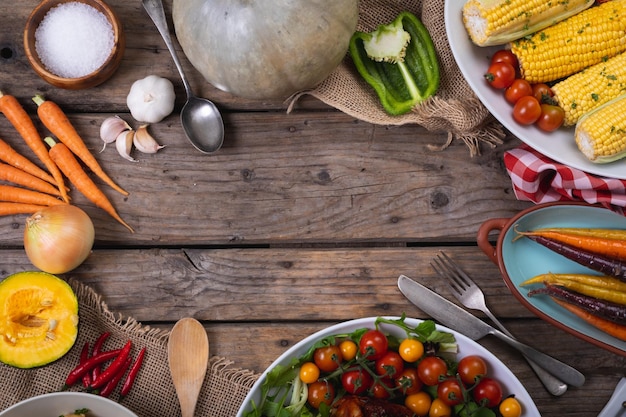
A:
288;0;505;156
0;279;259;417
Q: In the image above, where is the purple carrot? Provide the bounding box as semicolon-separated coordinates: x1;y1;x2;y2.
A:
528;282;626;325
527;234;626;281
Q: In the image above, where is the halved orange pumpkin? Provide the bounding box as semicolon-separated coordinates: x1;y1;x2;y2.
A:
0;271;78;368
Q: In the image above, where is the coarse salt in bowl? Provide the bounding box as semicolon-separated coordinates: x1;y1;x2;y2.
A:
24;0;125;89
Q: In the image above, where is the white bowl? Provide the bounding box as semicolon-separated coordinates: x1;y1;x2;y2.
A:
0;392;137;417
236;316;540;416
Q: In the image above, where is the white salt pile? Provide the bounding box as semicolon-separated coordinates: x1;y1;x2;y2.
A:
35;2;114;78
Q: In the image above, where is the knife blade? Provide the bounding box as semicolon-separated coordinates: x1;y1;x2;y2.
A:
397;274;585;387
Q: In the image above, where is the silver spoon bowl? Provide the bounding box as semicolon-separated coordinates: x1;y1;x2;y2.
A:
142;0;224;154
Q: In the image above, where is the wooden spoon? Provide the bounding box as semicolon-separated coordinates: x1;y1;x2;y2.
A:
168;318;209;417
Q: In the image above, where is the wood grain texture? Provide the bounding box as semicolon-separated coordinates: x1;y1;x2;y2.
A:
0;1;621;416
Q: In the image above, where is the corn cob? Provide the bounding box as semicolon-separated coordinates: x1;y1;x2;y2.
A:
510;0;626;84
552;52;626;126
462;0;594;47
575;94;626;163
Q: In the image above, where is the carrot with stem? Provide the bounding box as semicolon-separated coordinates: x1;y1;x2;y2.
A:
0;137;56;185
44;137;134;233
0;162;64;197
0;91;69;203
33;95;129;196
553;299;626;342
521;273;626;305
0;184;66;207
0;202;49;216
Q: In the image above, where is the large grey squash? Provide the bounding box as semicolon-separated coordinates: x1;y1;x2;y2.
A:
172;0;359;100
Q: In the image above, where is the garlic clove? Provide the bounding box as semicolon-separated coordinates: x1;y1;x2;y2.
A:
116;130;137;162
133;124;165;154
100;115;132;152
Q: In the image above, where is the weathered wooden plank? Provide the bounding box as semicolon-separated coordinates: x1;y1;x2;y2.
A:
0;110;528;244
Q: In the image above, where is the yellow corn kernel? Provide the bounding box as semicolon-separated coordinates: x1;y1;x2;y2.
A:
553;52;626;126
510;0;626;83
462;0;594;46
575;94;626;163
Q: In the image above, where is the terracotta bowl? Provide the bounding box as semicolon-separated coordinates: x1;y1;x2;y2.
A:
23;0;125;89
477;201;626;356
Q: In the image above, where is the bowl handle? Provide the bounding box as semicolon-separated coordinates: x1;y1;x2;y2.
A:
477;218;509;264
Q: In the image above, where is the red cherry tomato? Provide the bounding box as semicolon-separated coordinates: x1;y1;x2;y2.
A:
532;83;554;104
473;377;503;408
512;95;542;125
395;367;424;395
437;377;464;406
457;355;488;386
313;345;343;372
484;62;516;89
341;368;373;394
375;351;404;378
371;378;394;399
490;49;518;69
504;79;533;104
359;329;388;360
536;104;565;132
417;356;448;386
307;380;335;409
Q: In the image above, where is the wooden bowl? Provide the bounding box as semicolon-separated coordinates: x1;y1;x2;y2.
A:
23;0;125;89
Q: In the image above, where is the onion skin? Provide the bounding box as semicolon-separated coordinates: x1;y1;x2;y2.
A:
24;205;95;274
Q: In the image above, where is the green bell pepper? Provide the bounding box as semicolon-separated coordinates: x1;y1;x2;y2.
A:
349;11;440;116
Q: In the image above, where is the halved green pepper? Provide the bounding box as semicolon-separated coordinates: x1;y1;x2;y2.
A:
349;11;440;116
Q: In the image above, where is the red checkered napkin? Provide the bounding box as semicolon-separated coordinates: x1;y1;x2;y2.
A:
504;144;626;215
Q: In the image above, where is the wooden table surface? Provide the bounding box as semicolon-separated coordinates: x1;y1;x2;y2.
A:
1;1;625;416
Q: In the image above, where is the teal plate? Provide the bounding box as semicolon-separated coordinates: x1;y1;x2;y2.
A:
478;202;626;357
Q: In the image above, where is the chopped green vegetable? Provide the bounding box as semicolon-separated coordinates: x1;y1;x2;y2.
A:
349;11;440;115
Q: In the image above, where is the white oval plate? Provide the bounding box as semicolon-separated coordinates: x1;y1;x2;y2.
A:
444;1;626;180
0;392;138;417
236;316;539;416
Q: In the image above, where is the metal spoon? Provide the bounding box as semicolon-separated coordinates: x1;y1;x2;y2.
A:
142;0;224;154
168;318;209;417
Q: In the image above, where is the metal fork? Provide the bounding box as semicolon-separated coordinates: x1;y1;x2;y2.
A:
431;251;568;396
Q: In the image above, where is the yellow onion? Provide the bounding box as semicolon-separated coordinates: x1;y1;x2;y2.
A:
24;205;95;274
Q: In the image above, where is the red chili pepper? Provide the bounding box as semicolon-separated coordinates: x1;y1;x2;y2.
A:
91;332;110;381
64;348;122;389
90;340;132;390
79;342;92;388
120;347;146;399
98;357;131;398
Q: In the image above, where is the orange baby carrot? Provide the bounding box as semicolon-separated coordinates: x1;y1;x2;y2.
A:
45;137;134;233
33;95;129;196
0;184;66;207
554;299;626;341
0;162;63;197
0;137;56;185
0;202;48;216
0;91;69;203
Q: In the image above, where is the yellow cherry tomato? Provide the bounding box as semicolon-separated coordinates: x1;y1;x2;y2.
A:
339;340;358;361
399;338;424;363
429;398;451;417
499;397;522;417
299;362;320;384
405;391;431;416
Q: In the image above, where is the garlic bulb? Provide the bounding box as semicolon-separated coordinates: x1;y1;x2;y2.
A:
126;75;176;123
133;125;165;154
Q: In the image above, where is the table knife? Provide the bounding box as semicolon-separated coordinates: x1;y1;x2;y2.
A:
397;274;585;387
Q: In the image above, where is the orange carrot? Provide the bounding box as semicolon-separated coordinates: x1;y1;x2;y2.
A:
554;298;626;341
45;137;134;233
516;227;626;262
0;202;48;216
33;95;129;196
0;137;56;185
0;91;69;203
0;162;63;197
0;184;66;207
